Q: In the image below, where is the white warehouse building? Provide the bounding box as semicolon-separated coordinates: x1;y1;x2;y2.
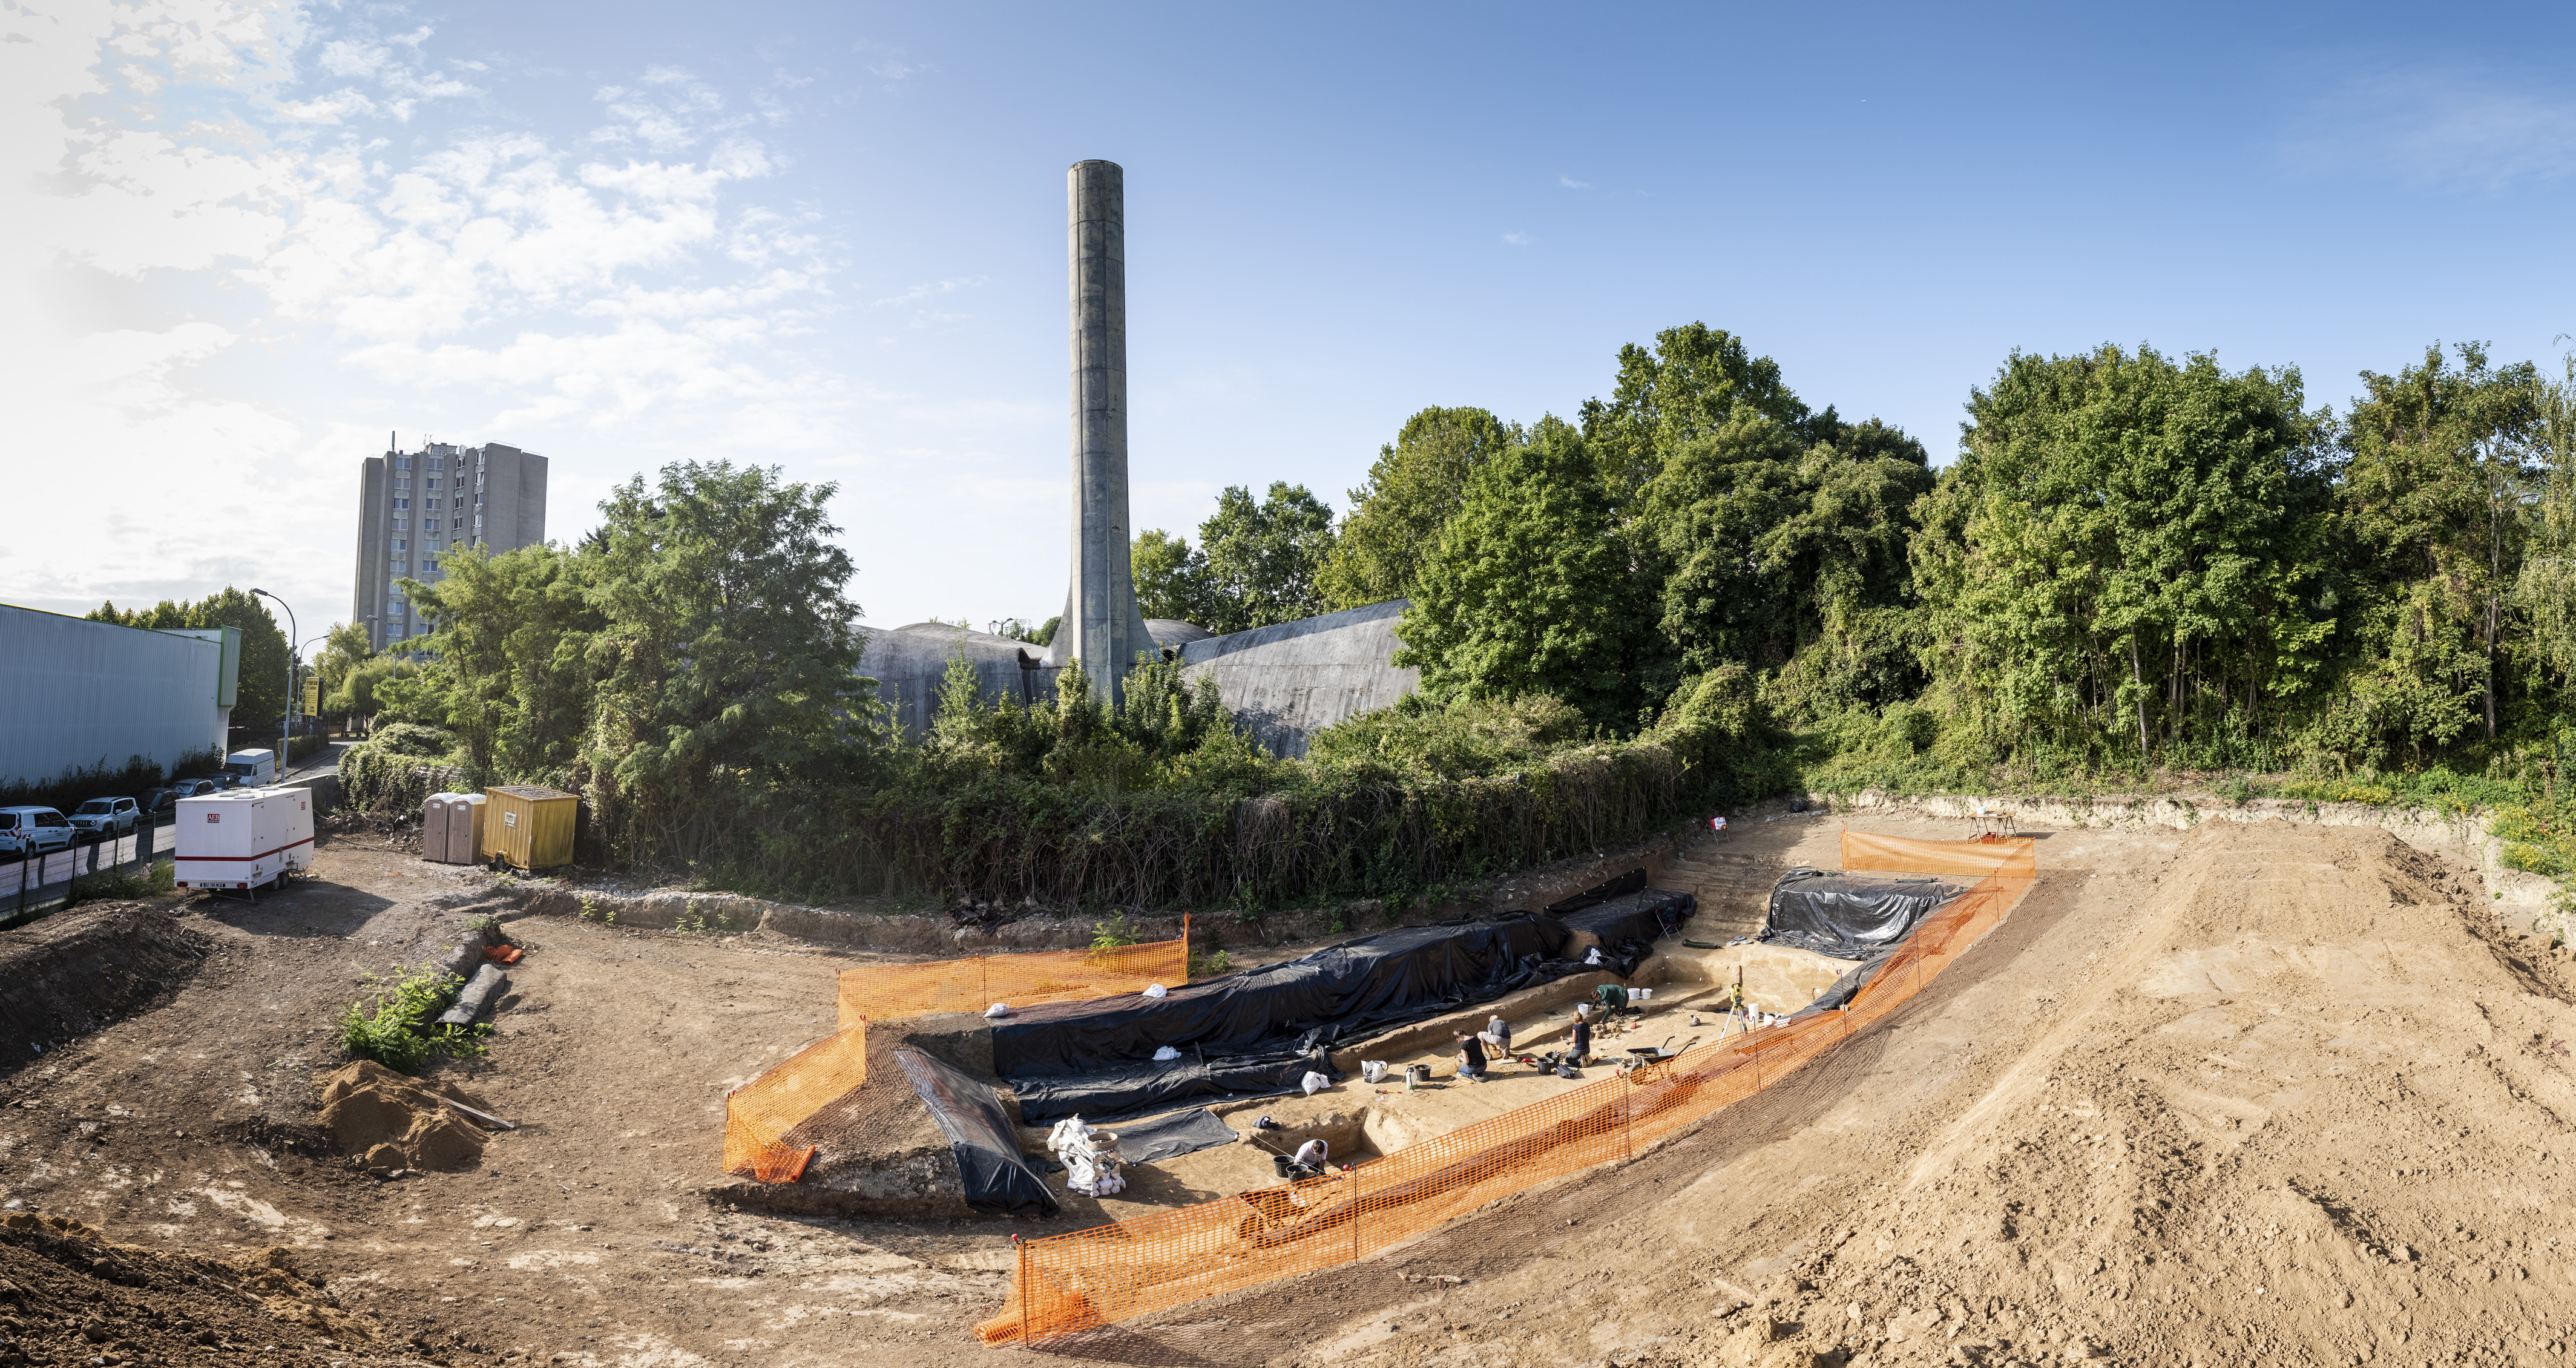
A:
0;604;241;789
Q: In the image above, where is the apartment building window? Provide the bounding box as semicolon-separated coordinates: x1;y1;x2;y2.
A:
392;539;407;551
395;498;409;510
422;557;439;572
392;518;408;530
426;477;441;490
390;560;407;573
425;498;441;511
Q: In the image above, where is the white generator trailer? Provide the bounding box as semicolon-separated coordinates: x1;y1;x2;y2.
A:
175;788;314;896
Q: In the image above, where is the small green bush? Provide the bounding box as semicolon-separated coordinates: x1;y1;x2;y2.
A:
335;968;489;1073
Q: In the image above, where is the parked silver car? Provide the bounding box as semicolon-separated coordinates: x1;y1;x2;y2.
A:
68;797;140;837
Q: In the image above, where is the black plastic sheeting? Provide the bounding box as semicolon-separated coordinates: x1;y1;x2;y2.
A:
1760;869;1960;959
1544;869;1649;916
1008;1044;1334;1125
999;916;1585;1123
893;1048;1058;1218
996;916;1571;1078
1557;889;1697;976
1112;1108;1242;1166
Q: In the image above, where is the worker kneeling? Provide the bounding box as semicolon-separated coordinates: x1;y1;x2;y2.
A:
1454;1030;1488;1084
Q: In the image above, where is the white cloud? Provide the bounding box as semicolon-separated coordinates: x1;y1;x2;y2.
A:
1502;231;1530;246
2283;63;2576;189
1558;174;1589;188
3;0;850;621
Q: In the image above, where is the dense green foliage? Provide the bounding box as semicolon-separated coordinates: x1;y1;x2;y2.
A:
1130;481;1338;632
343;461;891;884
338;323;2576;913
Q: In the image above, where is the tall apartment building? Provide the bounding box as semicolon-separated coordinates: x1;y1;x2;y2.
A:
351;435;548;649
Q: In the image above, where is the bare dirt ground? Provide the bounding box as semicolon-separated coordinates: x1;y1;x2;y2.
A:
0;814;2567;1367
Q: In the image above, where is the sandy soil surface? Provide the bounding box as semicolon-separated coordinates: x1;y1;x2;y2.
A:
0;812;2564;1368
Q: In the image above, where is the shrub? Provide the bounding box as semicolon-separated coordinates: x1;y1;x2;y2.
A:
335;968;489;1073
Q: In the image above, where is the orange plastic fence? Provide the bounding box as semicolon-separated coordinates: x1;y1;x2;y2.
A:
975;838;2037;1345
838;935;1191;1028
723;1022;869;1184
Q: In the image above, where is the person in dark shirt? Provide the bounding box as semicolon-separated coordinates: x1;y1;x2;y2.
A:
1454;1030;1487;1082
1569;1015;1592;1067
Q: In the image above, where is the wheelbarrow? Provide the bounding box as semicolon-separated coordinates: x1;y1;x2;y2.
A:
1618;1036;1700;1077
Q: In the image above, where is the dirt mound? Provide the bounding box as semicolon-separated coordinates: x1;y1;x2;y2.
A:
317;1059;496;1173
1653;821;2576;1367
0;902;208;1069
0;1211;376;1364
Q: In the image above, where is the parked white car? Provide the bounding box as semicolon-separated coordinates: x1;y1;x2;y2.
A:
0;808;74;856
68;797;139;837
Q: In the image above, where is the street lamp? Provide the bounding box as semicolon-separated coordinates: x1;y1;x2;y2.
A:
251;588;295;786
294;631;334;763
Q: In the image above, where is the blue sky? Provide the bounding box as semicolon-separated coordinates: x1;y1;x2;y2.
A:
10;1;2576;634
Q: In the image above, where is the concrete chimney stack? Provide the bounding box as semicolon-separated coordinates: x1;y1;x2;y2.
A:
1047;159;1154;697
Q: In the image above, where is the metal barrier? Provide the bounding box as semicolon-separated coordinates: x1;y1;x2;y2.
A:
0;814;175;927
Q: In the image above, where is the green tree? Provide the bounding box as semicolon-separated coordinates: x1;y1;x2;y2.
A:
1913;345;2335;767
1639;412;1935;721
1393;418;1664;728
1146;481;1339;634
1580;322;1813;516
2339;343;2543;748
582;461;886;866
1131;528;1214;623
1316;406;1521;610
402;543;605;784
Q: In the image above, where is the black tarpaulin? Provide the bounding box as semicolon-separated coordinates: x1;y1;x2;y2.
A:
1112;1108;1242;1165
1557;889;1696;957
1760;869;1960;959
993;915;1573;1080
1010;1045;1333;1125
893;1048;1058;1217
1543;869;1649;916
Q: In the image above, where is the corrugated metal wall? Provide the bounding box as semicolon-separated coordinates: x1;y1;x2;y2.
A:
0;605;237;787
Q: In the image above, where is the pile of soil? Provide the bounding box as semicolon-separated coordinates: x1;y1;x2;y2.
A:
714;1024;963;1218
0;903;206;1062
1678;823;2576;1367
316;1061;496;1174
0;1211;375;1366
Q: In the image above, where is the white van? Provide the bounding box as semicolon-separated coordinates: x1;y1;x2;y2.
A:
222;749;278;787
176;788;314;893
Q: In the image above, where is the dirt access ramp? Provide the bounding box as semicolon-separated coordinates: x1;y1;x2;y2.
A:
0;902;209;1062
1059;820;2576;1368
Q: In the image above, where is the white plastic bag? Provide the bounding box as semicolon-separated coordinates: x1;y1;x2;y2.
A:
1361;1060;1388;1084
1301;1070;1330;1096
1583;947;1603;966
1152;1045;1181;1061
984;1002;1011;1019
1143;983;1168;999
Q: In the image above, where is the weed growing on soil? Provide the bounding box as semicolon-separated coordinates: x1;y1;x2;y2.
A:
68;859;173;905
335;968;490;1073
1187;948;1232;978
674;901;732;935
1090;913;1143;950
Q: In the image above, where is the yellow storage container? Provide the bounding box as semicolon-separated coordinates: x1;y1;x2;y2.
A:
481;785;578;870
